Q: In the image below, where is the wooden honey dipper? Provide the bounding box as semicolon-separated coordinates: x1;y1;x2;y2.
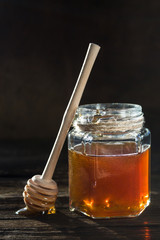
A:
16;43;100;215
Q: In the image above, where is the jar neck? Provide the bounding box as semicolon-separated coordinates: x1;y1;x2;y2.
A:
73;103;144;135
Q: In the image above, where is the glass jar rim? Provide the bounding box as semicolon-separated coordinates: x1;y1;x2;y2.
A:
73;103;144;134
76;103;142;117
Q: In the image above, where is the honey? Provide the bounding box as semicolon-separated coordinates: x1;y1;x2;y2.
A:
69;143;150;218
68;103;151;218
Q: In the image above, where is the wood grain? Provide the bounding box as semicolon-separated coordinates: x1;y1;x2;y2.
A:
0;164;160;240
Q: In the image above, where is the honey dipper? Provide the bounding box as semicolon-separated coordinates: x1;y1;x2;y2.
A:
16;43;100;215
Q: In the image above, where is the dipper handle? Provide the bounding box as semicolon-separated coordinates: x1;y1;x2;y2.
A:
42;43;100;180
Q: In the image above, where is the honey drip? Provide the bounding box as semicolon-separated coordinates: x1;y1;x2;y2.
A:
16;175;58;216
69;143;150;218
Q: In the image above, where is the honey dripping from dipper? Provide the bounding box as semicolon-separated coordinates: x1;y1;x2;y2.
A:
16;175;58;216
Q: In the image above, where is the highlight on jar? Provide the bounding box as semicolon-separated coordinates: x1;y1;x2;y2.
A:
68;103;151;219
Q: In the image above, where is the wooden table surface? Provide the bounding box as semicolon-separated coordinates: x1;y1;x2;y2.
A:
0;142;160;240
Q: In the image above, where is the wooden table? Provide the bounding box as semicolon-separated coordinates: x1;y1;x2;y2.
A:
0;141;160;239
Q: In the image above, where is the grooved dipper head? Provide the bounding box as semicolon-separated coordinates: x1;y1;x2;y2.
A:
23;175;58;213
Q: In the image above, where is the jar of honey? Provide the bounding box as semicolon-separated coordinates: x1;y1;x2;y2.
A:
68;103;151;219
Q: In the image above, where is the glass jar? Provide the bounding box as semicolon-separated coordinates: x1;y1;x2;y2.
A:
68;103;151;219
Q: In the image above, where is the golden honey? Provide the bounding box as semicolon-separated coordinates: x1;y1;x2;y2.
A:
69;143;150;218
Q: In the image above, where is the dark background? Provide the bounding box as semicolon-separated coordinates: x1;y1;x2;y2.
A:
0;0;159;175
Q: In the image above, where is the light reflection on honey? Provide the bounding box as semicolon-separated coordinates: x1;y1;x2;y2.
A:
69;143;150;218
105;199;110;208
84;200;94;208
